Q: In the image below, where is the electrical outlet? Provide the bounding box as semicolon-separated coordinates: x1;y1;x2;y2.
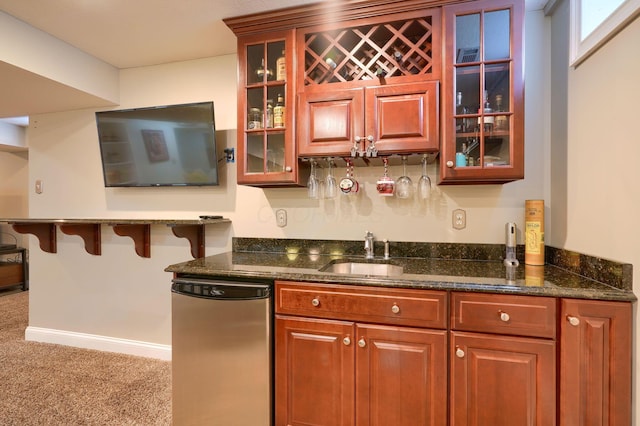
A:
276;209;287;227
453;209;466;230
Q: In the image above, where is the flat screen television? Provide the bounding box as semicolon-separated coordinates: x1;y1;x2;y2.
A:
96;101;219;187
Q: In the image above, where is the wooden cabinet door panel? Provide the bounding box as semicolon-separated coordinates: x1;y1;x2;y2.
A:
356;324;447;426
559;299;632;426
297;88;364;157
451;331;556;426
366;82;439;154
275;315;355;426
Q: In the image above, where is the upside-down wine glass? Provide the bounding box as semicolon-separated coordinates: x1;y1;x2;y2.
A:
417;154;431;200
395;155;413;199
307;160;319;199
325;158;338;199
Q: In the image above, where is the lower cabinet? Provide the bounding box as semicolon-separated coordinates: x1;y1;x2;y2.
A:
274;282;633;426
450;332;556;426
450;292;557;426
559;299;632;425
275;316;447;426
275;281;447;426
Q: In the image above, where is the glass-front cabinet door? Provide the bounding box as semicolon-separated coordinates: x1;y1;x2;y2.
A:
237;30;304;186
441;0;524;184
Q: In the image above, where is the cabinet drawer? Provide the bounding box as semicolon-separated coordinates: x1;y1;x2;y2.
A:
451;292;556;339
276;281;447;329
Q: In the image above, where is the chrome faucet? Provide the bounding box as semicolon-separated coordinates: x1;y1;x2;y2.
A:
364;231;375;259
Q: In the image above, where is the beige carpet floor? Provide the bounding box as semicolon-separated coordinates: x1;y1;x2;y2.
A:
0;290;172;425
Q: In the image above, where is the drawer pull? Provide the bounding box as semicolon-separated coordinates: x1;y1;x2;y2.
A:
455;347;465;358
343;337;351;346
567;315;580;326
311;297;320;307
358;338;366;348
499;311;510;322
391;304;400;314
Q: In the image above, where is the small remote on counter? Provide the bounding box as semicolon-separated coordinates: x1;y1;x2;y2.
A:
199;215;223;220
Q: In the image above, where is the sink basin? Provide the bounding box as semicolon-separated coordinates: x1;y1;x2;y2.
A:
320;261;403;277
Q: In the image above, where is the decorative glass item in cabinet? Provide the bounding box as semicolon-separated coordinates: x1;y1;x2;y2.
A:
247;44;268;84
246;87;264;130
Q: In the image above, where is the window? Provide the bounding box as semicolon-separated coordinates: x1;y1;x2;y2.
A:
570;0;640;65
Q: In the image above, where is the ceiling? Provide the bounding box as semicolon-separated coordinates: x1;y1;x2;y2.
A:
0;0;548;123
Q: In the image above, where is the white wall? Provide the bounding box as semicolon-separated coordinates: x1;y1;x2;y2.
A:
548;1;640;420
24;11;549;352
0;149;28;247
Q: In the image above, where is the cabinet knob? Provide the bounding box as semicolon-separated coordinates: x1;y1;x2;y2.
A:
343;336;351;346
446;160;454;168
285;166;292;172
391;304;400;314
567;315;580;326
358;338;366;348
455;347;465;358
311;297;320;307
499;311;510;322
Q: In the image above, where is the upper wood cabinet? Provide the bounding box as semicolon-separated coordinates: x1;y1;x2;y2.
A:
440;0;524;184
298;81;439;157
226;0;526;185
234;30;307;186
297;9;441;158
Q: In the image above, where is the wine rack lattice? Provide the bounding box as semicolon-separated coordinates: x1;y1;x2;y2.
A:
304;17;434;85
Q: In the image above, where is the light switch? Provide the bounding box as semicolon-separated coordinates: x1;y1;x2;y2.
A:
35;180;43;194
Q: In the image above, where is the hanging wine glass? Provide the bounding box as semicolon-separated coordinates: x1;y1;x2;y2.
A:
324;158;338;199
307;160;319;199
395;155;413;199
417;154;431;200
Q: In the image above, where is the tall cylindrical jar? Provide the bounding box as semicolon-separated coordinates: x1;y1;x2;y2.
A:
525;200;544;265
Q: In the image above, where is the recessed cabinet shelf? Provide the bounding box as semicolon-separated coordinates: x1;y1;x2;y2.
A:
0;218;230;259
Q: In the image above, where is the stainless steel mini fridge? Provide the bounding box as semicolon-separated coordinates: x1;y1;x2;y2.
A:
171;277;272;425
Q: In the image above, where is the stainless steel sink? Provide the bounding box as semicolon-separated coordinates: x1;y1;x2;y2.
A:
320;261;404;277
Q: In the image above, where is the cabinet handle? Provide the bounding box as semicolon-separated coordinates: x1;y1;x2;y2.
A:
455;347;465;358
499;311;510;322
446;160;454;168
358;338;366;348
285;166;292;172
567;315;580;326
391;304;400;314
311;297;320;307
343;336;351;346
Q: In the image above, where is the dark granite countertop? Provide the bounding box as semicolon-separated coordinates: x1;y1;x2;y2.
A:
166;238;636;302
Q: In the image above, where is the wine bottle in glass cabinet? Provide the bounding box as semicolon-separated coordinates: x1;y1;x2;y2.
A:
440;0;524;184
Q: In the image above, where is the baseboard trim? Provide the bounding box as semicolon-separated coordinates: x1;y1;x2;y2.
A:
25;326;172;361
